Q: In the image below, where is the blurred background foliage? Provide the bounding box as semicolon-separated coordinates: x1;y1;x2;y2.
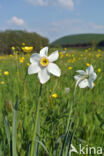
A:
0;30;49;55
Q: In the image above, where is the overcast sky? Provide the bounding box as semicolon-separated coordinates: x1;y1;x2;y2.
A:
0;0;104;42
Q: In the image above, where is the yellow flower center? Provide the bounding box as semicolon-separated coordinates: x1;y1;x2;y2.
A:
40;57;49;67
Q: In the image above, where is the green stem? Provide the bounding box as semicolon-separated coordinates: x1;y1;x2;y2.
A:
30;84;42;156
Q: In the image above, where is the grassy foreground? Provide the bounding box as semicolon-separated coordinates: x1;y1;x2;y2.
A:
0;48;104;156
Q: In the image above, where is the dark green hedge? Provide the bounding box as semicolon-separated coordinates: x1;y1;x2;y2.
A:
0;30;49;55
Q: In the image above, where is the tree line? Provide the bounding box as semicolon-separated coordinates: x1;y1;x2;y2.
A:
0;30;49;55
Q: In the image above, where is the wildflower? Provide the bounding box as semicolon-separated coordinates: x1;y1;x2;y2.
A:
11;46;15;50
0;81;5;84
19;59;24;63
59;52;63;55
22;42;25;46
28;47;61;84
21;57;25;60
98;49;101;52
74;65;97;89
96;54;101;58
68;66;72;70
9;54;13;57
64;48;67;51
52;93;58;98
26;63;30;67
60;54;64;59
22;46;33;53
66;53;69;57
85;49;88;52
86;63;90;67
4;71;9;76
19;57;25;63
97;68;101;72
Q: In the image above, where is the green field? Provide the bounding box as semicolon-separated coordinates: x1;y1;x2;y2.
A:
0;47;104;156
51;34;104;47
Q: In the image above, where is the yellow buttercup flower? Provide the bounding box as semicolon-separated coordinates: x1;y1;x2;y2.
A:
60;54;64;59
9;54;13;57
66;53;69;57
0;81;5;85
4;71;9;76
52;93;58;98
64;48;67;50
19;57;25;63
68;66;72;70
11;46;15;50
22;46;33;53
22;42;25;46
86;63;90;67
59;52;63;55
85;49;88;53
19;59;24;63
26;63;30;67
97;49;101;52
97;68;101;72
21;57;25;60
96;54;101;58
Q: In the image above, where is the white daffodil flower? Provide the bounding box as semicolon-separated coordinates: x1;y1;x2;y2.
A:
74;65;97;89
28;47;61;84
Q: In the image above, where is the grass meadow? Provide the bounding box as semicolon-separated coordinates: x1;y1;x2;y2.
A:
0;48;104;156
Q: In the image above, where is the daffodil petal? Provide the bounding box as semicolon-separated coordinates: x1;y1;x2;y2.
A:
88;81;94;89
74;75;83;80
47;63;61;77
86;65;94;74
78;79;89;88
89;72;97;81
30;53;40;63
76;70;87;75
28;63;41;75
40;47;48;57
48;51;59;62
38;68;50;84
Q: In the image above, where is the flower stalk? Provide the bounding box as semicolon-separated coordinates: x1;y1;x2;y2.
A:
30;84;42;156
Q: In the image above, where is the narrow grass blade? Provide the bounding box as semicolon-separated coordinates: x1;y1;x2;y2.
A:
0;147;2;156
4;116;11;148
53;135;64;156
33;115;40;156
27;144;31;156
12;96;18;156
36;140;49;155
